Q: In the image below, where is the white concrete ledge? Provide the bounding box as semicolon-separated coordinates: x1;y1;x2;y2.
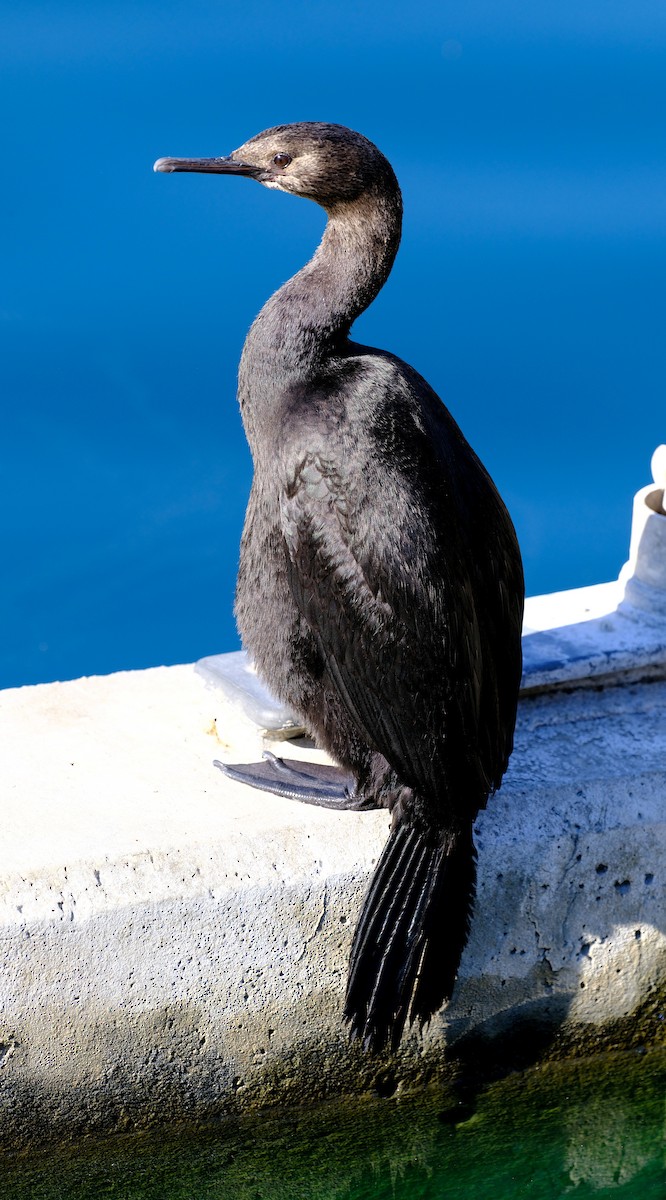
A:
1;457;665;1147
1;641;665;1147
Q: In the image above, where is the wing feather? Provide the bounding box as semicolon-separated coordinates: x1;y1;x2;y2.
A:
280;449;480;804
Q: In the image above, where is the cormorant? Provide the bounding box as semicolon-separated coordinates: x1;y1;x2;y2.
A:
155;123;524;1052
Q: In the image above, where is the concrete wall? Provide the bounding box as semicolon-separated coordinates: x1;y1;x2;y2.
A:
1;460;665;1148
1;650;664;1146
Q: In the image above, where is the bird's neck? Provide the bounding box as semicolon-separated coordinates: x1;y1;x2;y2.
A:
239;185;402;406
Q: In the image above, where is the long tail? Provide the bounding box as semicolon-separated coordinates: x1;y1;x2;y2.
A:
344;821;476;1052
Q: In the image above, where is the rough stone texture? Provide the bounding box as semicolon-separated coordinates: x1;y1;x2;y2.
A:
0;614;664;1147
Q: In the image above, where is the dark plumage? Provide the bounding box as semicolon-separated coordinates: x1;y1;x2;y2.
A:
155;123;524;1052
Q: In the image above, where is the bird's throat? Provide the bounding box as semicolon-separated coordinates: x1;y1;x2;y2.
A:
238;187;402;407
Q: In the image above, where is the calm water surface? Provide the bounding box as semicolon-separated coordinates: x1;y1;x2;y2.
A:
2;2;665;689
3;1048;664;1199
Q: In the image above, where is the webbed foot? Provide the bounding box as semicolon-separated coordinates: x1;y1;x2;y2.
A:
214;751;375;810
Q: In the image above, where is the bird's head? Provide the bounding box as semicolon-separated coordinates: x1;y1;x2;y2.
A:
154;121;398;210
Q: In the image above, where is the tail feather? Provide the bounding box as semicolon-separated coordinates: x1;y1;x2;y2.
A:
344;821;476;1052
409;830;477;1027
346;832;424;995
363;839;440;1044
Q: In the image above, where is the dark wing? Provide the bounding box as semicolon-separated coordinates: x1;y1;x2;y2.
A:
457;450;525;793
279;447;488;809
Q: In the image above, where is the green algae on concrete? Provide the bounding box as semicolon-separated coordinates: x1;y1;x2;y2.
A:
2;1046;664;1200
1;980;664;1156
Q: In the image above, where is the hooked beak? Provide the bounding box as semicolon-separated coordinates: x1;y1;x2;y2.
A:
153;155;259;176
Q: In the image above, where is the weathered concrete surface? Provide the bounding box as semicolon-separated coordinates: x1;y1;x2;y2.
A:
0;625;664;1147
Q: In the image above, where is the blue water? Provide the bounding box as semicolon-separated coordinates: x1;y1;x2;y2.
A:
2;2;665;689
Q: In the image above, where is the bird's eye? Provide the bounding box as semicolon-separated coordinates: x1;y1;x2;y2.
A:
273;153;292;168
